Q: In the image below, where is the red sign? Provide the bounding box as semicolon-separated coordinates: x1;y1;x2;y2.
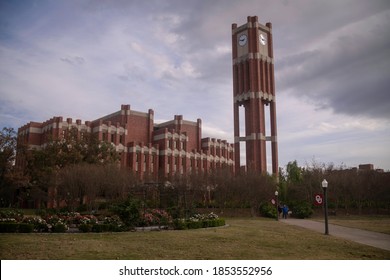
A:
271;199;276;205
314;194;323;206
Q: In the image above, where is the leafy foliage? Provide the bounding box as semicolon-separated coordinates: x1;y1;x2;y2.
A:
289;201;313;219
259;202;277;219
110;197;141;227
0;127;17;181
173;212;225;230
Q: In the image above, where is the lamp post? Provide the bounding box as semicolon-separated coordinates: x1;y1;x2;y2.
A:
275;191;279;221
322;179;329;235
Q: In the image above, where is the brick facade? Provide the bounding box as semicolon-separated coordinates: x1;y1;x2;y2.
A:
232;16;278;175
17;104;235;180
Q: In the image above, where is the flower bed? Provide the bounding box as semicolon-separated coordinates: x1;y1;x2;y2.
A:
173;212;226;230
0;209;225;233
140;209;173;227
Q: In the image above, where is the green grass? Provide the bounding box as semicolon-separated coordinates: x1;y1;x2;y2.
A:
313;215;390;234
1;218;389;260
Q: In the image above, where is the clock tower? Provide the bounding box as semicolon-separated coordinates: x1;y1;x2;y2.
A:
232;16;278;175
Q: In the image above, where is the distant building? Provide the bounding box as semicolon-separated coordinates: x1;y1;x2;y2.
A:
16;104;235;181
358;164;384;173
359;164;374;171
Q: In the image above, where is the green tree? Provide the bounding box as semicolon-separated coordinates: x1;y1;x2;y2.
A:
0;127;17;185
286;160;303;185
21;127;120;207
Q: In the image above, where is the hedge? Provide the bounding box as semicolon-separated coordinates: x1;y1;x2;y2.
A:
174;218;226;230
0;222;33;233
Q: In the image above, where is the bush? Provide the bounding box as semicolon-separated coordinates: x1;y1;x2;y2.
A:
173;219;187;230
110;197;141;228
92;224;111;232
291;201;313;219
0;222;34;233
186;220;202;229
173;213;225;230
22;217;49;232
78;223;93;232
52;222;68;233
0;209;24;222
210;218;226;227
259;202;277;219
0;222;19;233
140;209;173;227
103;216;128;232
18;223;34;233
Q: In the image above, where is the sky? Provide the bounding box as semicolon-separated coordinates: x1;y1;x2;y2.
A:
1;0;389;171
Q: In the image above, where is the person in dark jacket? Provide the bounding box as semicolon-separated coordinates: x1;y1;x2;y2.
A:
282;204;289;219
278;204;283;218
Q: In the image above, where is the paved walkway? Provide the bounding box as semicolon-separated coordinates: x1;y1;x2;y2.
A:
280;218;390;251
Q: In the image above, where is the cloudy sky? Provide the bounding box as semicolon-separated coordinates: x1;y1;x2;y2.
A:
1;0;389;171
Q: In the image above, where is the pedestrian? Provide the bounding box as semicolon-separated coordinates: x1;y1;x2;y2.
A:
278;204;283;218
282;204;289;219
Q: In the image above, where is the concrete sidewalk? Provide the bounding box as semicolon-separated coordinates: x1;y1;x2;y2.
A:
280;218;390;251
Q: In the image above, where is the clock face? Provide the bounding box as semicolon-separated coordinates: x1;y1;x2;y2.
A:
238;34;247;46
259;33;267;45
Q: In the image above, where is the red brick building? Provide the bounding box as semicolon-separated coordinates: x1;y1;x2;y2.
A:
232;16;278;175
17;104;235;180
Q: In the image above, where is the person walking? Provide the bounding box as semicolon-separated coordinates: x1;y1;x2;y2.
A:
282;204;289;219
278;204;283;218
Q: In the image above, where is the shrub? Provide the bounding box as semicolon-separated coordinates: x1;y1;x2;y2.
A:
259;202;277;219
78;223;93;232
18;223;34;233
0;209;24;222
110;197;141;228
52;221;68;233
186;220;202;229
209;218;226;227
103;216;127;232
22;217;49;232
173;219;187;230
0;222;19;233
140;209;173;227
173;212;225;230
291;201;313;219
92;224;111;232
73;215;98;225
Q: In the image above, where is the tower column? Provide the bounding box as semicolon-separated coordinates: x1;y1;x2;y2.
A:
232;16;278;176
270;100;278;174
233;103;241;174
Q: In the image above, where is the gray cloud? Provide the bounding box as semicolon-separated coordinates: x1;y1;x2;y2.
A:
276;8;390;119
1;0;389;170
60;56;85;65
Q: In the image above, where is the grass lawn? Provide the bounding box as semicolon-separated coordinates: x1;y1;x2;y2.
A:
1;218;389;260
317;215;390;234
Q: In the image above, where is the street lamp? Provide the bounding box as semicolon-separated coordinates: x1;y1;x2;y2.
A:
275;191;279;221
322;179;329;235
